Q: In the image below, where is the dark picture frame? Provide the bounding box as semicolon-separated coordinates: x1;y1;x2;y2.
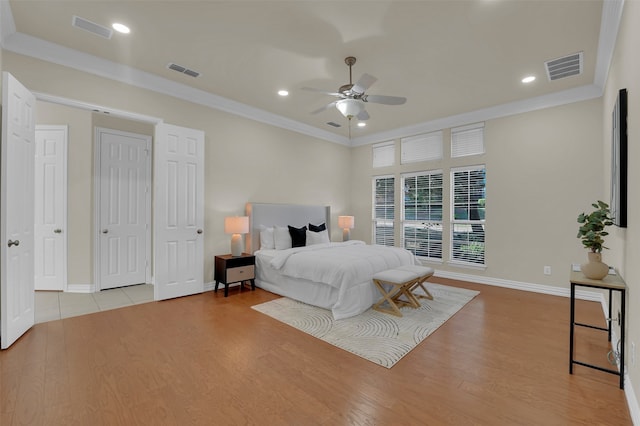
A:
610;88;628;228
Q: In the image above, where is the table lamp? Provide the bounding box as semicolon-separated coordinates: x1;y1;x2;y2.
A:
338;215;355;241
225;216;249;256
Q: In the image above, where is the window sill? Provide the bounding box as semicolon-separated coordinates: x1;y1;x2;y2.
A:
447;260;487;271
416;256;443;265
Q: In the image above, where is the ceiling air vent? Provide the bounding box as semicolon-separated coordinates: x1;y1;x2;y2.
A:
72;15;112;39
545;52;583;81
167;63;200;78
326;121;342;128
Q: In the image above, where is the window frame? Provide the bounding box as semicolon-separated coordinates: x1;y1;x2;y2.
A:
400;131;443;164
372;141;395;168
450;164;486;267
401;170;444;262
451;122;485;158
372;174;395;247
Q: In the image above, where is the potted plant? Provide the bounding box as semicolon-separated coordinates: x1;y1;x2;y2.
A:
577;200;614;279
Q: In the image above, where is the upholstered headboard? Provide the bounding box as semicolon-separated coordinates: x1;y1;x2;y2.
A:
245;203;330;254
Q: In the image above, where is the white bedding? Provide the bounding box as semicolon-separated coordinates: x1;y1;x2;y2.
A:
256;241;416;319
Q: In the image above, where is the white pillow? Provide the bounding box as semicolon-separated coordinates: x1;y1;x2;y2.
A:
259;225;275;250
306;229;330;245
274;226;292;250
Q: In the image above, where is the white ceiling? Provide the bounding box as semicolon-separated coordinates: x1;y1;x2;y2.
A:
2;0;619;146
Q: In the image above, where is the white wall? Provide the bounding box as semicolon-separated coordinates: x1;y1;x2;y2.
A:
350;98;603;289
5;50;352;286
603;0;640;412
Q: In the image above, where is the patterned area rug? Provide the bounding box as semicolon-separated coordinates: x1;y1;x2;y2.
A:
252;283;479;368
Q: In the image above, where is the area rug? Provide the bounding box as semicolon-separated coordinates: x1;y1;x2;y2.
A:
252;283;479;368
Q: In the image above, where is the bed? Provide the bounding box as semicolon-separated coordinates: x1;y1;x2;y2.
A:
245;203;416;319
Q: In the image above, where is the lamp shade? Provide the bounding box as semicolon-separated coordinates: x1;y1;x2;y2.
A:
338;216;354;229
336;99;364;118
224;216;249;235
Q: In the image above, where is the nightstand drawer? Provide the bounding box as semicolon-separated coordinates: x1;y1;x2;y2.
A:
226;265;255;283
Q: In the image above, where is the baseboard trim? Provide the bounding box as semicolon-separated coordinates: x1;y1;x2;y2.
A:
433;270;602;301
65;283;96;293
435;269;638;423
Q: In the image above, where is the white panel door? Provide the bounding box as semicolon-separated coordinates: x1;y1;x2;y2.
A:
154;123;204;300
1;72;36;349
34;126;68;291
97;128;151;290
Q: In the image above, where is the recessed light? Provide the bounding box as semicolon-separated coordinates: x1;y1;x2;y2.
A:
357;122;366;127
522;75;536;84
112;23;130;34
278;90;289;97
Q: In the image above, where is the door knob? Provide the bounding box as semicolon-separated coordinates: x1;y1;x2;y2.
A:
197;229;203;234
102;229;109;234
7;239;20;247
54;229;62;234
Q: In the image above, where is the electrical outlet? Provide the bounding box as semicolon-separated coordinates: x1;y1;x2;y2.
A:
632;342;636;366
544;266;551;275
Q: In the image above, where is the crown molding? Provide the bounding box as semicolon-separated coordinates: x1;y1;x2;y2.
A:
0;1;15;45
350;84;603;146
594;0;625;89
2;31;351;146
0;0;623;148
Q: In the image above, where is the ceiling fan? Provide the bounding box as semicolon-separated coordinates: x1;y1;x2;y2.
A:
302;56;407;121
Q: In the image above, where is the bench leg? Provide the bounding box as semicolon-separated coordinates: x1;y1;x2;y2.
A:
410;281;434;301
372;280;405;317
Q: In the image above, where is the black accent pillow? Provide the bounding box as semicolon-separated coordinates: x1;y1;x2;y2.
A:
288;225;307;247
308;222;326;232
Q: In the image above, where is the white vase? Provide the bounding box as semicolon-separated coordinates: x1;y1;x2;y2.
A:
580;252;609;280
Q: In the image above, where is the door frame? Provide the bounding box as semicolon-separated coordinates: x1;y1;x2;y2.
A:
34;125;68;292
93;127;152;291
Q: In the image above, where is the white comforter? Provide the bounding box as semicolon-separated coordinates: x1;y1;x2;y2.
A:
270;240;416;291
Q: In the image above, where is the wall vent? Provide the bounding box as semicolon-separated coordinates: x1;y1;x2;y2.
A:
167;63;200;78
545;52;583;81
72;15;112;39
326;121;342;128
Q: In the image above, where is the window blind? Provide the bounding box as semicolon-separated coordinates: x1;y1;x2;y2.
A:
401;131;443;164
451;165;486;265
373;175;395;246
451;123;484;158
372;141;395;168
401;170;443;259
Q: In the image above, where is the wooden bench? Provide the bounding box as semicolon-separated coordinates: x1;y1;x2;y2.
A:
372;269;421;317
372;265;435;317
395;264;435;302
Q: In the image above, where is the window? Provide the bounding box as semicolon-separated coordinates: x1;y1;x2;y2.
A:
401;171;443;260
373;175;395;246
401;131;443;164
451;165;486;265
372;141;395;168
451;123;484;158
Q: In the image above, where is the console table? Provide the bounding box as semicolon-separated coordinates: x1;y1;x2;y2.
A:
569;269;626;389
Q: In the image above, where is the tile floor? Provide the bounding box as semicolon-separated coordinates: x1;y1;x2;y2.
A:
35;284;154;324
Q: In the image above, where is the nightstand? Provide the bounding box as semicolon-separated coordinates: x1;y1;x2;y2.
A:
214;253;256;297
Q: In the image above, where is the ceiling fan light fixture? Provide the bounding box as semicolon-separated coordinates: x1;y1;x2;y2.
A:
336;99;364;118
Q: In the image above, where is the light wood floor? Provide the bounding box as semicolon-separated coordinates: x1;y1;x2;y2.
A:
0;278;632;425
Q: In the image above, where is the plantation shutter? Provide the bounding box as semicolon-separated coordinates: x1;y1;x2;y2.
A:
372;141;395;168
451;165;486;265
373;175;395;246
401;131;443;164
451;123;484;158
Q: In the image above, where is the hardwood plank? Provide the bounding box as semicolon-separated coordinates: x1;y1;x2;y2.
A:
0;278;632;425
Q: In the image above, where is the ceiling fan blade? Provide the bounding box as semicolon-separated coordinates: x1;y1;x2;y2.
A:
310;101;337;115
351;73;377;94
363;94;407;105
301;87;343;97
357;110;370;121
